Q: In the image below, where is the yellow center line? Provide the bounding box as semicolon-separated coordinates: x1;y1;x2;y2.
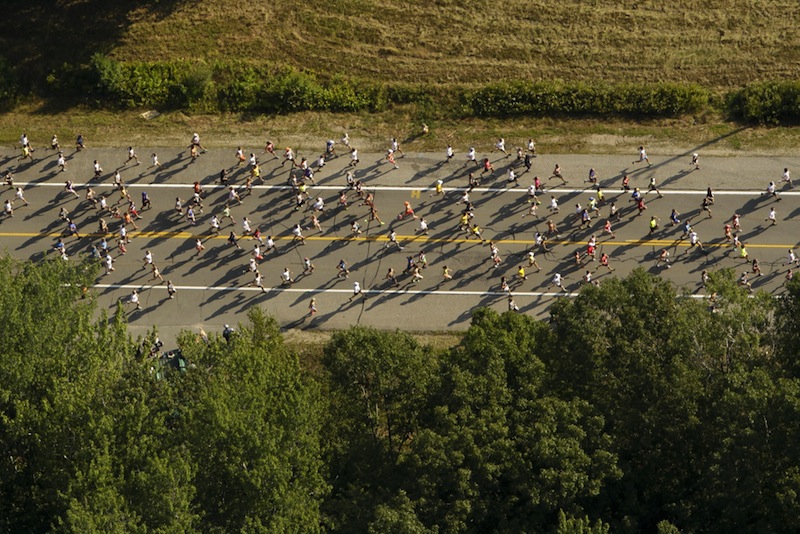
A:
0;231;794;249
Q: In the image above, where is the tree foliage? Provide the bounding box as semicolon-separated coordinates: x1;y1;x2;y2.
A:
0;257;325;533
5;258;800;533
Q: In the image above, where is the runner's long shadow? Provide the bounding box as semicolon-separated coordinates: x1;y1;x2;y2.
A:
204;291;252;319
450;263;493;290
364;285;411;310
407;160;448;183
447;294;497;326
518;296;555;317
286;278;346;307
149;153;193;182
186;242;229;274
735;224;769;243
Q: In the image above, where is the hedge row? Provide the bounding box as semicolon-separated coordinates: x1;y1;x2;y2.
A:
463;81;710;117
725;81;800;124
6;55;800;123
86;56;390;113
84;57;713;118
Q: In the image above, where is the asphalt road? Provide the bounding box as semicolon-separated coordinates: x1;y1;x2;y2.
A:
1;143;798;343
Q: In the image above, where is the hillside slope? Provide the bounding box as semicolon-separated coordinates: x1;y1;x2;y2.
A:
112;0;800;87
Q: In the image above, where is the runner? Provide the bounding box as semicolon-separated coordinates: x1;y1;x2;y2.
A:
385;267;400;287
384;230;404;250
766;206;777;226
264;140;279;159
766;181;781;201
656;248;671;268
123;147;140;166
646;176;663;197
752;258;763;277
493;138;509;157
465;147;478;167
391;137;404;158
337;259;351;278
348;148;359;167
430;179;444;198
550;273;567;292
480;158;495;177
632;145;651;166
348;281;365;301
292;224;306;245
228;230;242;250
129;289;142;311
442;265;453;281
14;187;29;207
689;230;704;251
417;218;430;235
397;201;419;220
549;164;566;185
596;253;615;272
602;219;616;238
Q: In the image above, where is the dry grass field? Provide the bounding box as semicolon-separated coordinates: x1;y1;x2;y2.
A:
0;1;798;153
114;0;800;88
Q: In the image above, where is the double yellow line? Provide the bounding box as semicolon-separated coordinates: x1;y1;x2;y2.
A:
0;230;794;249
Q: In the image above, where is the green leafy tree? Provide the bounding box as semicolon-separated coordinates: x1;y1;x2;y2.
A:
321;327;439;532
407;309;619;533
175;308;326;533
776;276;800;376
368;491;433;534
545;268;792;532
556;509;610;534
0;258;323;532
0;257;137;532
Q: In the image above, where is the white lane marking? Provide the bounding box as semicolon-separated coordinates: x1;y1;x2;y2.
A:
13;182;800;196
92;283;708;299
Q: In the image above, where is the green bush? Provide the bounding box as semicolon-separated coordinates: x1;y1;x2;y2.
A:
257;67;324;113
727;82;800;124
91;54;175;108
322;76;387;113
465;81;709;118
90;55;800;124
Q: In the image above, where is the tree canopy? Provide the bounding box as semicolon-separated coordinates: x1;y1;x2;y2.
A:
3;258;800;533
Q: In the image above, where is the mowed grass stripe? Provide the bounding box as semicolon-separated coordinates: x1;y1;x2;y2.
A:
109;0;799;88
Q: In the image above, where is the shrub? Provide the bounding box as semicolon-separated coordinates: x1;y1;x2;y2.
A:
726;82;800;124
83;56;718;120
465;81;709;118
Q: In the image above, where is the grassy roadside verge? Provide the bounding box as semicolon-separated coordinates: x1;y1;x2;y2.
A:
283;329;461;373
2;102;799;156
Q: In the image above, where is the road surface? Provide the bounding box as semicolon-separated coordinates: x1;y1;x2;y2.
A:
0;144;797;343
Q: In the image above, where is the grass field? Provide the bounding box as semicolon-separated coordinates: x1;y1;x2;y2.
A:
0;1;799;153
3;0;798;89
2;102;800;155
112;0;800;88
